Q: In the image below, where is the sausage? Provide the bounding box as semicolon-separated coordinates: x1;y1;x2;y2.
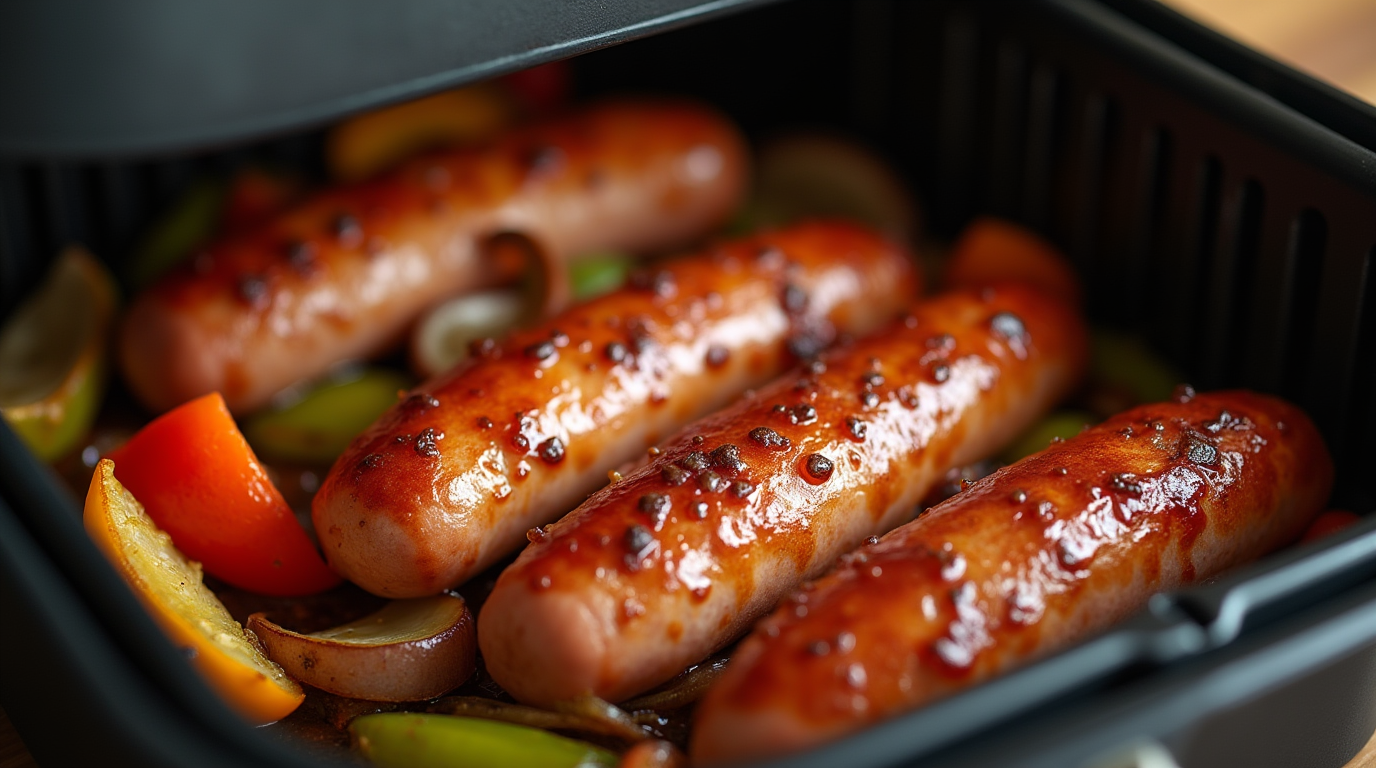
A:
478;285;1088;707
119;99;749;415
690;390;1333;763
312;221;919;598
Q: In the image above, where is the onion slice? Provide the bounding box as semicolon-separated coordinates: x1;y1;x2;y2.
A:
248;594;475;702
429;696;650;742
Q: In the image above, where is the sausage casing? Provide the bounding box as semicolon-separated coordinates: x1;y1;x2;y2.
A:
690;390;1333;763
478;285;1087;707
119;99;748;414
312;221;919;598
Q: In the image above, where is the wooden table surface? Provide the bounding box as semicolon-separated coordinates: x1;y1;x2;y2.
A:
2;0;1374;766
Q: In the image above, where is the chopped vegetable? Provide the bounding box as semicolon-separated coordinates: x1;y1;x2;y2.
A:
570;252;633;302
620;657;729;712
1087;329;1182;416
0;246;117;461
327;85;517;182
249;595;476;702
127;178;225;291
245;368;413;465
749;133;920;244
83;459;303;724
350;713;619;768
942;217;1081;306
429;696;648;742
410;290;528;378
105;392;340;596
1000;410;1097;464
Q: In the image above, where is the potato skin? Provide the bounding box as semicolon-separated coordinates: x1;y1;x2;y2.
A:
479;285;1088;707
313;221;920;598
119;99;749;414
691;390;1333;763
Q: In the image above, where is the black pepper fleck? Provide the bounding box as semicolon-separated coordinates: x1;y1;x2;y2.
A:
789;404;818;426
699;471;727;493
749;427;791;450
710;444;745;475
525;341;556;360
846;416;868;440
679;451;710;472
662;465;691;486
805;454;834;481
604;341;627;363
705;345;730;368
638;493;672;520
625;524;654;554
537;437;565;464
414;428;443;458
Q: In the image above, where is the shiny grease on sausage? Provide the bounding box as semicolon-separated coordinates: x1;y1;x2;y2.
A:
690;390;1333;763
478;285;1088;707
119;99;748;414
313;222;919;598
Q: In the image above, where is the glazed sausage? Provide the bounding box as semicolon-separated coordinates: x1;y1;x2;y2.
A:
690;390;1333;763
312;221;919;598
478;285;1088;707
119;99;748;414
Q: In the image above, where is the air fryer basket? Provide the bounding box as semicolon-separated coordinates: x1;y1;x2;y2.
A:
1;1;1373;767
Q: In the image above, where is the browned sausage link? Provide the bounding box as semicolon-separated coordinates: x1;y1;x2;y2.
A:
690;390;1333;763
119;99;749;414
312;221;919;598
478;285;1087;707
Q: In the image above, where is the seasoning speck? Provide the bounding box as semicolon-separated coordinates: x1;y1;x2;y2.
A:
537;437;565;464
749;427;791;450
679;451;710;472
846;416;868;440
804;454;835;482
625;524;654;554
662;465;691;486
710;444;746;475
414;428;443;458
638;493;672;520
525;341;556;360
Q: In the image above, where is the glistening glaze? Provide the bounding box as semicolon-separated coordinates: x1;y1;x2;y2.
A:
313;222;918;597
119;99;749;414
479;285;1087;706
690;390;1334;763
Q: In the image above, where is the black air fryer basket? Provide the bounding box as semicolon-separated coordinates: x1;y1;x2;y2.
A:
1;1;1373;767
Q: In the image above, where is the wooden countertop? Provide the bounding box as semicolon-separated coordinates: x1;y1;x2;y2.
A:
1;0;1372;766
